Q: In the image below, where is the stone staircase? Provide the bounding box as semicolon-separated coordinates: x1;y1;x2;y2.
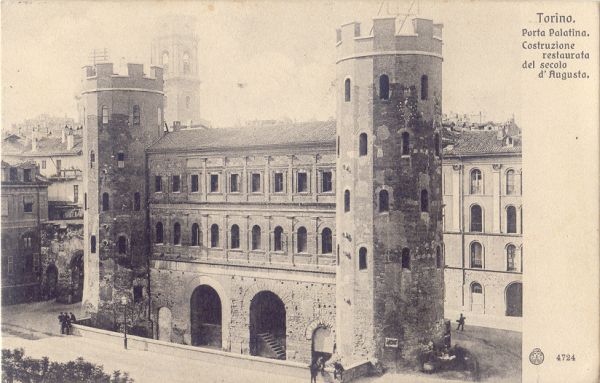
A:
257;332;286;360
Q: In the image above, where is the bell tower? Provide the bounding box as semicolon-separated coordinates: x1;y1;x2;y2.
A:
151;15;201;125
335;17;446;366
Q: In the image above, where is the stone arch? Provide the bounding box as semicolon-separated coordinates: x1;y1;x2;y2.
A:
183;275;230;350
304;318;335;340
241;282;293;324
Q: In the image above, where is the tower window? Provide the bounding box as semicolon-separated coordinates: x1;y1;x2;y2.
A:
230;225;240;249
321;228;333;254
274;226;284;251
230;174;239;193
251;225;261;250
344;78;351;102
321;171;332;193
102;106;109;126
133;192;141;211
379;190;389;212
470;242;483;268
210;224;219;248
359;133;368;156
155;176;162;192
506;170;515;195
191;175;199;192
117;152;125;168
470;169;482;194
297;227;307;253
133;105;140;126
344;190;350;212
420;189;429;212
470;205;483;232
401;132;410;155
91;235;97;253
401;248;410;269
379;74;390;100
434;133;440;157
507;244;516;271
421;75;429;100
172;175;180;193
297;172;308;193
183;52;190;74
210;174;219;193
117;236;127;254
155;222;163;244
274;173;284;193
191;223;201;246
90;151;95;168
359;247;367;270
507;206;517;233
251;173;261;193
173;223;181;245
102;193;109;211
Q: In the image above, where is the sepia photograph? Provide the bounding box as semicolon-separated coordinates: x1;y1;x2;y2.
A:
0;1;598;382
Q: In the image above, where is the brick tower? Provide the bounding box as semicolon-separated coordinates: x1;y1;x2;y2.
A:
335;17;445;366
151;15;201;126
80;63;164;333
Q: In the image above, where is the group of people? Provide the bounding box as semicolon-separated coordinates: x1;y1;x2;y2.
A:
58;312;76;335
309;356;344;382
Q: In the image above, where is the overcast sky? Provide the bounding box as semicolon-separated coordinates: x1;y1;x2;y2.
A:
1;1;522;128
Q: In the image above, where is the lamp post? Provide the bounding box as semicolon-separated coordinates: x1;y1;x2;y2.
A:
120;295;128;350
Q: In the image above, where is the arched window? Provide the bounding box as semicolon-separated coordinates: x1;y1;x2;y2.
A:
230;225;240;249
155;222;163;244
102;106;109;125
344;78;351;102
506;170;515;195
297;227;307;253
359;133;368;156
420;189;429;212
91;235;97;253
321;228;332;254
191;223;201;246
379;74;389;100
507;244;516;271
471;282;483;294
133;192;141;211
379;190;389;212
436;246;442;268
434;133;440;157
133;105;140;126
161;51;169;73
470;169;482;194
470;205;482;232
401;132;410;155
117;236;127;254
274;226;284;251
401;248;410;269
251;225;261;250
182;52;190;74
102;193;109;211
506;206;517;233
90;150;95;168
421;75;429;100
359;247;367;270
210;224;219;248
470;242;483;268
344;190;350;212
173;223;181;245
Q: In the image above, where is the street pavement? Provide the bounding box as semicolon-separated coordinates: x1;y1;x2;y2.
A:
1;301;521;383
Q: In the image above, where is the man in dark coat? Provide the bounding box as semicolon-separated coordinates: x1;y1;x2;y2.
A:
456;313;466;331
69;312;77;323
58;312;66;334
309;360;320;383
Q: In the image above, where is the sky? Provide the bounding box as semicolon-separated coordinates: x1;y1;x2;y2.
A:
1;1;523;128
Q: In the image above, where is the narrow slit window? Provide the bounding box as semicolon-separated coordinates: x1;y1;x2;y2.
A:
359;247;367;270
359;133;368;156
379;74;389;100
344;78;351;102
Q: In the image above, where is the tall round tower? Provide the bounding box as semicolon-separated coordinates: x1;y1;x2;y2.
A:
80;63;164;332
151;15;201;125
335;17;445;366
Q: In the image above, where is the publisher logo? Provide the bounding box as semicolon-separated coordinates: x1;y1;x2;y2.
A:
529;348;545;365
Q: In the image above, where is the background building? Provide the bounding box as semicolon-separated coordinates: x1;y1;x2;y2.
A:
442;127;523;330
1;161;49;305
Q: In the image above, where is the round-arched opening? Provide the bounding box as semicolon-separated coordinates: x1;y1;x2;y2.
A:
249;291;286;360
311;326;333;364
505;282;522;317
190;285;222;349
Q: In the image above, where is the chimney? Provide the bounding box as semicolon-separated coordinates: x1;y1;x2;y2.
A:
31;129;38;152
497;125;506;140
61;126;67;143
67;131;74;150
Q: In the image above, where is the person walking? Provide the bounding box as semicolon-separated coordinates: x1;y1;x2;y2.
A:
456;313;466;331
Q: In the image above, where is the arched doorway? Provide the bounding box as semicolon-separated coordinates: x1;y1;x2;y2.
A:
470;282;484;314
70;252;84;303
249;291;286;360
190;285;222;348
506;282;523;317
312;326;333;364
45;264;58;300
158;307;172;342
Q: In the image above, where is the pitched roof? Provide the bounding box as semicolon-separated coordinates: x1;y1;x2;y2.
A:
16;136;83;156
443;131;521;157
149;120;336;152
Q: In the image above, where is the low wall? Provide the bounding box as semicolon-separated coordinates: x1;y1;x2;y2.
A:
72;323;311;380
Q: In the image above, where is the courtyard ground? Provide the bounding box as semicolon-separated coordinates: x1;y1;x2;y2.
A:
1;301;521;383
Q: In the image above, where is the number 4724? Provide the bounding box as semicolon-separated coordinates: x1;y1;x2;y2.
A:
556;354;575;361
